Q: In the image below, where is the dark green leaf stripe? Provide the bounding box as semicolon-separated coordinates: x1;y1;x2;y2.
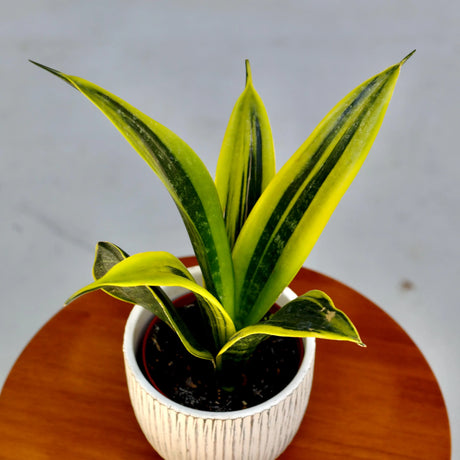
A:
30;61;235;318
215;60;275;248
243;113;264;221
230;113;263;239
233;58;408;327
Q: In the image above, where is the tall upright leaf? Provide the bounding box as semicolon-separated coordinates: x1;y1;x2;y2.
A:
30;61;235;318
215;60;275;248
233;53;414;326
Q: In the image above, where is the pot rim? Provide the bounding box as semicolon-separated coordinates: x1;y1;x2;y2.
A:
123;265;316;420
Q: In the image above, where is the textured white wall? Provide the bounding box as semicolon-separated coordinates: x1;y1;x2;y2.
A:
1;0;458;454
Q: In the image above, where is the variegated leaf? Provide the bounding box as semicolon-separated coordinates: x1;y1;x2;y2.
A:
233;52;414;327
92;241;214;359
30;61;235;318
66;250;236;349
217;289;364;363
215;60;275;248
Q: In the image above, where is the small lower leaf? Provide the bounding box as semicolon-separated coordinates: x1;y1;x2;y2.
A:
92;241;166;323
92;241;214;361
66;250;236;350
218;290;364;362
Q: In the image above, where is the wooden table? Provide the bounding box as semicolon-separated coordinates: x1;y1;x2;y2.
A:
0;259;451;459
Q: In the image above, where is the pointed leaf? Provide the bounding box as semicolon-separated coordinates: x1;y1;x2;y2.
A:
218;290;364;362
215;60;275;248
233;54;412;326
30;61;235;318
66;250;236;349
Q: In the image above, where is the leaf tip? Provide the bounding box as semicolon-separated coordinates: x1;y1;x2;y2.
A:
245;59;253;86
400;49;416;66
29;59;60;75
29;60;76;88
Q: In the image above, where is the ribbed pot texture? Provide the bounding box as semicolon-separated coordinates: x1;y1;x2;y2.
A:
123;267;316;460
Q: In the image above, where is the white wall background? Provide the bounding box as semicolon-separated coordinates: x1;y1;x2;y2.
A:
1;0;458;455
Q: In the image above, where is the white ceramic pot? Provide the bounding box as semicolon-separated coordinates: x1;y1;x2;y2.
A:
123;266;316;460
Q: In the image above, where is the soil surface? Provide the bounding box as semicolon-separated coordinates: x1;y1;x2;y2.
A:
140;295;302;412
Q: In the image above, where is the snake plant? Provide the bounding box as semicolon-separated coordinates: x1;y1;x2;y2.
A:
32;52;413;370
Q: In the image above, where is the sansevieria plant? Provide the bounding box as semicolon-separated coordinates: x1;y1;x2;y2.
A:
31;52;413;373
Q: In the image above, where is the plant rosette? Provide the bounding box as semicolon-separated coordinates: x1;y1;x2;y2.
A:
123;266;316;460
32;51;413;459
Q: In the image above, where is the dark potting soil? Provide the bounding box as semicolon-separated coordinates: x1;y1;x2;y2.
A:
140;296;302;412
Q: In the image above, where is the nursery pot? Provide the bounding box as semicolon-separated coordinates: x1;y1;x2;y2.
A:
123;266;316;460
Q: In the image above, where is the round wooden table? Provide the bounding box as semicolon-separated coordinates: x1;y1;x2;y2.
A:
0;259;451;459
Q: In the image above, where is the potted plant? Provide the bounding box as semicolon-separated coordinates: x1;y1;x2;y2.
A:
31;51;413;459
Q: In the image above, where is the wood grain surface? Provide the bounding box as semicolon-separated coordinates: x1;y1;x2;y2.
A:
0;259;451;459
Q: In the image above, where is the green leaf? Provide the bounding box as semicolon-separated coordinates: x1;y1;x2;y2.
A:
91;241;214;361
218;290;364;362
215;60;275;248
66;250;236;349
233;53;413;326
30;60;235;319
